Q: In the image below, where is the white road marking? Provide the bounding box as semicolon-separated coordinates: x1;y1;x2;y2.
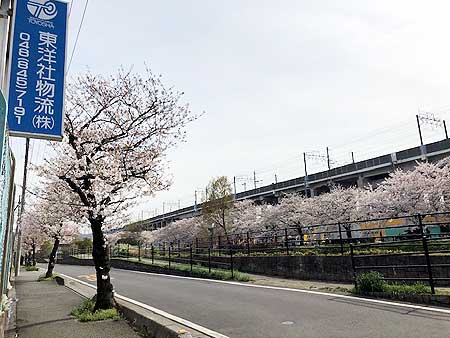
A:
110;268;450;315
59;273;230;338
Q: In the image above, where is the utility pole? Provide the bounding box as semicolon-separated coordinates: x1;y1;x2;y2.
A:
351;152;355;164
233;176;237;200
15;138;30;275
303;152;308;197
326;147;331;170
252;171;262;189
416;114;424;146
444;120;448;139
194;190;197;211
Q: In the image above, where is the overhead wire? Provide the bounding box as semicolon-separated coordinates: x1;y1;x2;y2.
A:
67;0;89;74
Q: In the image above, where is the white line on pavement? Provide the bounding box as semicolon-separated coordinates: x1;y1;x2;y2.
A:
112;268;450;315
59;273;230;338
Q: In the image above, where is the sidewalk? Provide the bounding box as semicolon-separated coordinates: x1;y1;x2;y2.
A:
8;269;141;338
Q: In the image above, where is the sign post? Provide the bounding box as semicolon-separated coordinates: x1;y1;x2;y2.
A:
7;0;67;140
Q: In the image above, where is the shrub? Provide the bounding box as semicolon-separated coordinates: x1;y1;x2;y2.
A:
71;299;120;322
356;271;385;293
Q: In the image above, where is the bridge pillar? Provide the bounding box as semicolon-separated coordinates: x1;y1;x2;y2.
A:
357;175;366;188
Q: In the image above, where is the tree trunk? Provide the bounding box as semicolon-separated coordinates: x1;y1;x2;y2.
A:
45;238;60;278
90;216;115;311
344;225;352;242
32;244;36;266
296;226;304;246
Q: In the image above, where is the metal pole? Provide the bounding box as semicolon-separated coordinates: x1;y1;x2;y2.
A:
246;231;251;256
418;214;435;294
416;115;424;146
303;152;308;197
190;246;193;272
233;176;237;200
168;245;171;268
208;247;211;273
338;222;344;255
326;147;331;170
151;245;154;264
194;190;197;211
230;248;234;279
350;244;357;290
16;138;30;275
284;228;289;256
444;120;448;139
351;151;355;164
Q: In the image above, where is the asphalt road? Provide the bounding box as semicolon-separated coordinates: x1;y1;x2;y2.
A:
54;264;450;338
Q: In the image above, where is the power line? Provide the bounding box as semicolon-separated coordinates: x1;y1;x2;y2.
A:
68;0;74;17
67;0;89;74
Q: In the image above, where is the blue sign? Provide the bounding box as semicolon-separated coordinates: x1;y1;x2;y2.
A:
7;0;67;140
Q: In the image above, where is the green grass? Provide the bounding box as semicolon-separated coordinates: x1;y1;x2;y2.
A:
71;299;120;322
115;257;251;282
353;271;441;296
25;266;39;271
384;283;432;295
37;273;58;282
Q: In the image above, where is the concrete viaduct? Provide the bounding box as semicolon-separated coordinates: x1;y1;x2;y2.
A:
140;139;450;230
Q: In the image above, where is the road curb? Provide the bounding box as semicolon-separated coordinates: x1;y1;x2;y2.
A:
59;274;227;338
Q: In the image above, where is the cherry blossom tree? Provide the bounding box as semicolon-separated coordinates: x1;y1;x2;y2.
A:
21;179;80;275
39;69;195;310
228;200;266;233
375;162;450;218
21;211;46;266
312;186;368;239
143;217;203;246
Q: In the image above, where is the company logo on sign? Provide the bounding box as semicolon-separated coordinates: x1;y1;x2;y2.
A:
27;0;57;20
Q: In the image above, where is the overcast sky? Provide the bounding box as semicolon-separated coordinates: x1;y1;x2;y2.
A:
11;0;450;222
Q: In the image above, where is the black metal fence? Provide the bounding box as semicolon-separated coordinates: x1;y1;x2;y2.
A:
349;215;450;294
114;242;236;278
157;212;450;257
64;211;450;290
